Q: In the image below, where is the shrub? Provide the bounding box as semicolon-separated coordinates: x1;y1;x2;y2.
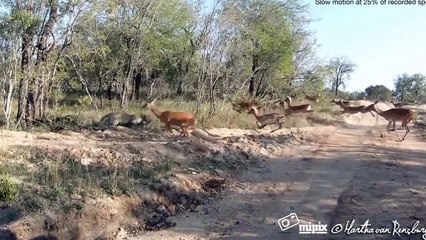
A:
0;173;18;203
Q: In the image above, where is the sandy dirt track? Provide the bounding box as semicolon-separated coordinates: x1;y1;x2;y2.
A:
124;114;426;240
0;102;425;240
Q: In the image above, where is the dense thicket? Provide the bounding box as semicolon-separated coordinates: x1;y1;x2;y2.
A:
0;0;424;128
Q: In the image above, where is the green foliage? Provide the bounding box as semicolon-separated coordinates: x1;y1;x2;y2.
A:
293;65;329;96
0;7;41;43
77;95;92;106
365;85;392;100
145;0;196;83
394;73;426;103
221;0;295;95
0;172;18;203
0;0;322;125
9;9;41;27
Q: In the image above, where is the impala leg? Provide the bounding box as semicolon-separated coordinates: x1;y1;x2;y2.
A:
165;123;172;133
391;123;402;141
386;121;393;131
270;127;280;133
180;126;187;137
257;122;266;129
166;123;177;136
387;121;396;132
270;117;286;133
401;125;409;141
394;130;401;141
270;121;282;133
385;121;401;140
401;121;410;141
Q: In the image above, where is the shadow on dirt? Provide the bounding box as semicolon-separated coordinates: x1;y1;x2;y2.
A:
213;139;426;240
5;127;295;239
0;232;61;240
30;235;59;240
0;229;16;240
308;114;380;130
5;118;425;239
129;131;426;240
0;207;21;226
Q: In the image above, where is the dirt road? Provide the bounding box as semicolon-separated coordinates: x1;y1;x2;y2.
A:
126;121;426;240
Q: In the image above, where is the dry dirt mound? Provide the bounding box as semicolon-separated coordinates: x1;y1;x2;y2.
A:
123;108;426;240
0;126;303;239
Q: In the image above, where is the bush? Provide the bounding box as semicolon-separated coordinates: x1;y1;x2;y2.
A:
0;173;18;203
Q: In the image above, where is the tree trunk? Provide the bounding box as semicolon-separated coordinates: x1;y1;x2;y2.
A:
249;54;259;97
114;83;118;99
134;72;142;100
17;22;36;126
25;92;35;123
120;82;127;108
97;75;104;109
99;86;104;109
334;73;340;98
129;72;135;101
38;83;45;118
42;88;49;118
255;70;266;97
176;80;183;96
121;71;133;108
334;85;338;97
121;36;135;108
107;82;113;100
33;0;59;119
3;73;15;129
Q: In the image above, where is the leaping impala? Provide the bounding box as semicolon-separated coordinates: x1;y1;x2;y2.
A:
365;100;416;141
145;99;219;138
146;99;197;136
331;98;352;107
284;96;314;115
331;99;376;117
232;98;260;113
304;95;320;103
389;100;406;129
248;105;286;133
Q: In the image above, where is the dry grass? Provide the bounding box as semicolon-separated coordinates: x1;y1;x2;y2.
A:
0;147;181;215
42;99;259;130
0;95;342;131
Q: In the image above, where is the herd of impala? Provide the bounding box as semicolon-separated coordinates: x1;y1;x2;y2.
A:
143;96;417;142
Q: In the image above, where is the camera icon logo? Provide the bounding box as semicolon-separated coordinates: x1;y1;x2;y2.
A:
277;213;300;232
